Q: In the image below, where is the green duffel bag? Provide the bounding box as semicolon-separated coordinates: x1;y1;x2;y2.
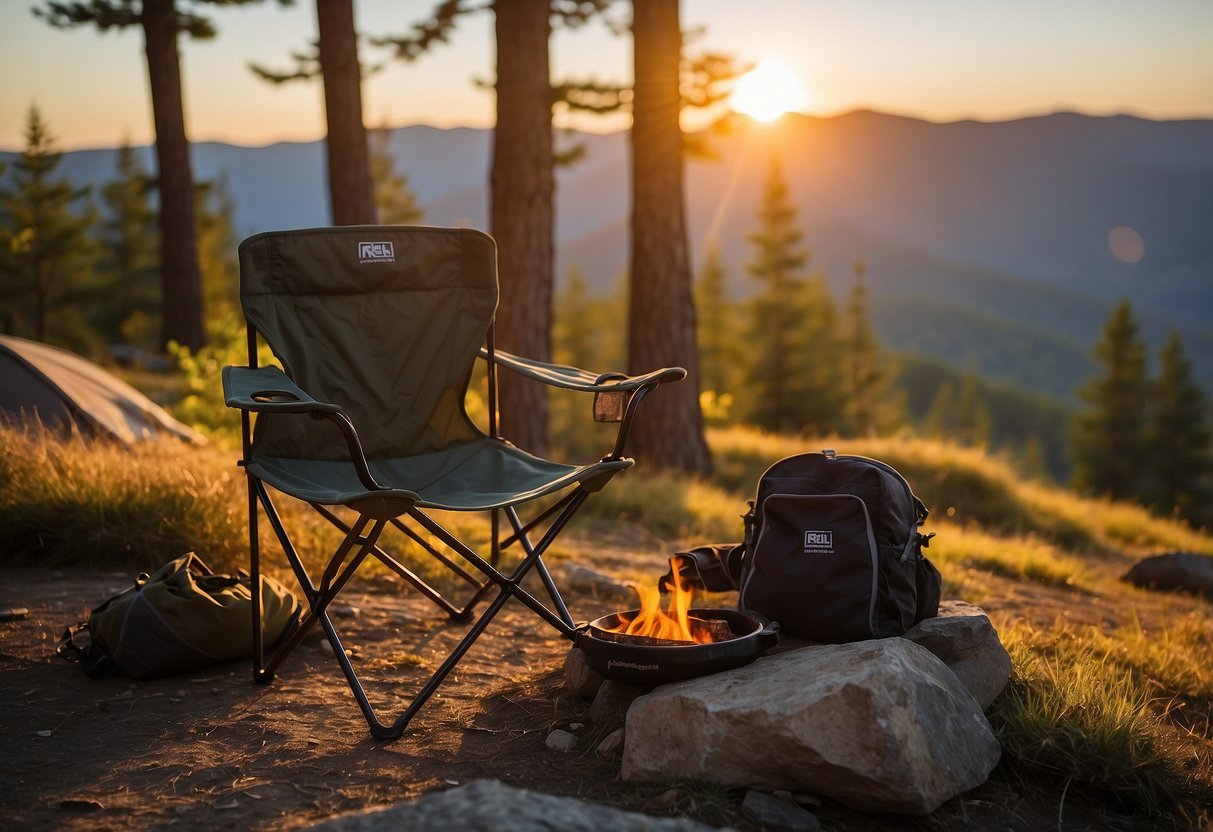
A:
59;552;300;679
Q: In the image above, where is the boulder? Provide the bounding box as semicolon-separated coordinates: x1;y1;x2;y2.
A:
900;600;1012;710
305;778;728;831
621;639;1000;815
1124;552;1213;596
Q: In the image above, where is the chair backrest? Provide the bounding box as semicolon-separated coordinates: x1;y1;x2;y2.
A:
238;226;497;460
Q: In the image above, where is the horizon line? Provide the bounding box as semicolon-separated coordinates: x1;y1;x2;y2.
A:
4;105;1211;155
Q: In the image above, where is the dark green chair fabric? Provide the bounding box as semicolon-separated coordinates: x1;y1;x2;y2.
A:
224;225;685;739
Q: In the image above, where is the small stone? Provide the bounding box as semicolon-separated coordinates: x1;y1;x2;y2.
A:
330;604;360;619
545;729;579;753
596;728;624;757
568;722;585;733
563;647;606;699
589;680;647;726
742;790;821;832
558;564;633;600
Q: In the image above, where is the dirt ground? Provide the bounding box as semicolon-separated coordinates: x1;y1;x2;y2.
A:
0;541;1193;831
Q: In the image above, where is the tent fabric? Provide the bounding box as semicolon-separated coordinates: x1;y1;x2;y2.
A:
0;334;205;445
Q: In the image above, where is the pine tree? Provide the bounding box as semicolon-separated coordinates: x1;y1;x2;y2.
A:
1071;298;1150;500
553;267;598;371
1146;332;1212;523
96;142;159;348
0;106;95;345
694;243;741;421
742;154;848;434
34;0;258;350
195;177;240;328
626;0;713;474
250;0;377;225
369;126;424;226
955;369;993;447
743;154;806;432
377;1;613;457
844;259;899;436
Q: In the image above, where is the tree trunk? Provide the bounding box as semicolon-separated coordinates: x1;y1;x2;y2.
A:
142;0;205;351
490;0;553;456
316;0;376;226
628;0;712;475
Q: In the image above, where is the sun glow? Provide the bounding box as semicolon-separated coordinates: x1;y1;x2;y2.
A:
730;59;808;122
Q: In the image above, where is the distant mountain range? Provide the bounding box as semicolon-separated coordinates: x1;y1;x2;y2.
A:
6;110;1212;398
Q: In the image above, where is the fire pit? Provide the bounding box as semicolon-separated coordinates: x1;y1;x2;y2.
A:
575;607;778;685
572;558;778;685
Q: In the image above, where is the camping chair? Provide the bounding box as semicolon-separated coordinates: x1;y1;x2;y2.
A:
222;226;684;739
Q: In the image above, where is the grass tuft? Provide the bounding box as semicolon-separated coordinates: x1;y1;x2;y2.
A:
994;622;1210;818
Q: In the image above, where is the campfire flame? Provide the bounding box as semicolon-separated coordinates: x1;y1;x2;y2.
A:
604;559;721;644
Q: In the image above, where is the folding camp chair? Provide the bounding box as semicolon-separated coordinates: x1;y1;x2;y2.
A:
222;226;684;739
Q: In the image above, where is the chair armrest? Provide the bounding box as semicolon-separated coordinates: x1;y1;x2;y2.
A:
222;365;344;415
223;366;390;494
478;347;686;392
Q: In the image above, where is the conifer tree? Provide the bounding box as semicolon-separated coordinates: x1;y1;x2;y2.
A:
553;267;598;371
1071;298;1150;501
96;142;159;347
0;106;95;344
34;0;261;350
742;154;848;434
743;154;806;432
924;381;955;439
844;259;899;435
955;369;993;447
250;0;377;225
195;178;240;327
694;243;741;421
379;1;611;457
369;126;424;226
1146;332;1212;523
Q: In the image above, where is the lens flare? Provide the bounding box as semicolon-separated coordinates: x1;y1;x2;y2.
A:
730;59;807;122
1108;225;1145;264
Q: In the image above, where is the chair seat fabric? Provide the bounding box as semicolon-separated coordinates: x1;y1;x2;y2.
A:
247;437;633;511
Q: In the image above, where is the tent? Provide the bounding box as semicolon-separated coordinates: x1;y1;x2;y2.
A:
0;334;205;445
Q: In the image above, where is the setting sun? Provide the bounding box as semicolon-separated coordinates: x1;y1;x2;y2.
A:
730;59;808;121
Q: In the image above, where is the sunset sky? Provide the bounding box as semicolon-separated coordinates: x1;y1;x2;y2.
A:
1;0;1210;151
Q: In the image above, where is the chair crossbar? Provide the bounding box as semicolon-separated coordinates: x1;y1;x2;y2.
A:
248;471;592;739
310;503;484;620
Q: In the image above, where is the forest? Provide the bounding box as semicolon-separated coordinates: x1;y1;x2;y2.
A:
1;0;1210;528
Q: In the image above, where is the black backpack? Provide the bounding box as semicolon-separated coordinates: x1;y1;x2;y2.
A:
736;450;940;642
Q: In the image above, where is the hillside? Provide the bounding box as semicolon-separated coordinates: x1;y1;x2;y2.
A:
3;110;1210;394
2;422;1211;830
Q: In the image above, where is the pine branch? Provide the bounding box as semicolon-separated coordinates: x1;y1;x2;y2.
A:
248;44;321;83
372;0;486;61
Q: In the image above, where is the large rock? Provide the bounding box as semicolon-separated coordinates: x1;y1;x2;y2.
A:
306;779;728;831
621;639;1000;815
1124;552;1213;596
900;600;1012;710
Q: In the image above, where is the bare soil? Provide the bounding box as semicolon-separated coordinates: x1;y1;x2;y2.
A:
0;542;1197;831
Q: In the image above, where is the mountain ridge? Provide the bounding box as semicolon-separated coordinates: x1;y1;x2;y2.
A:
3;109;1209;394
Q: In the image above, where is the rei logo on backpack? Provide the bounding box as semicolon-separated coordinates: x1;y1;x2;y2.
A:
738;450;941;643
